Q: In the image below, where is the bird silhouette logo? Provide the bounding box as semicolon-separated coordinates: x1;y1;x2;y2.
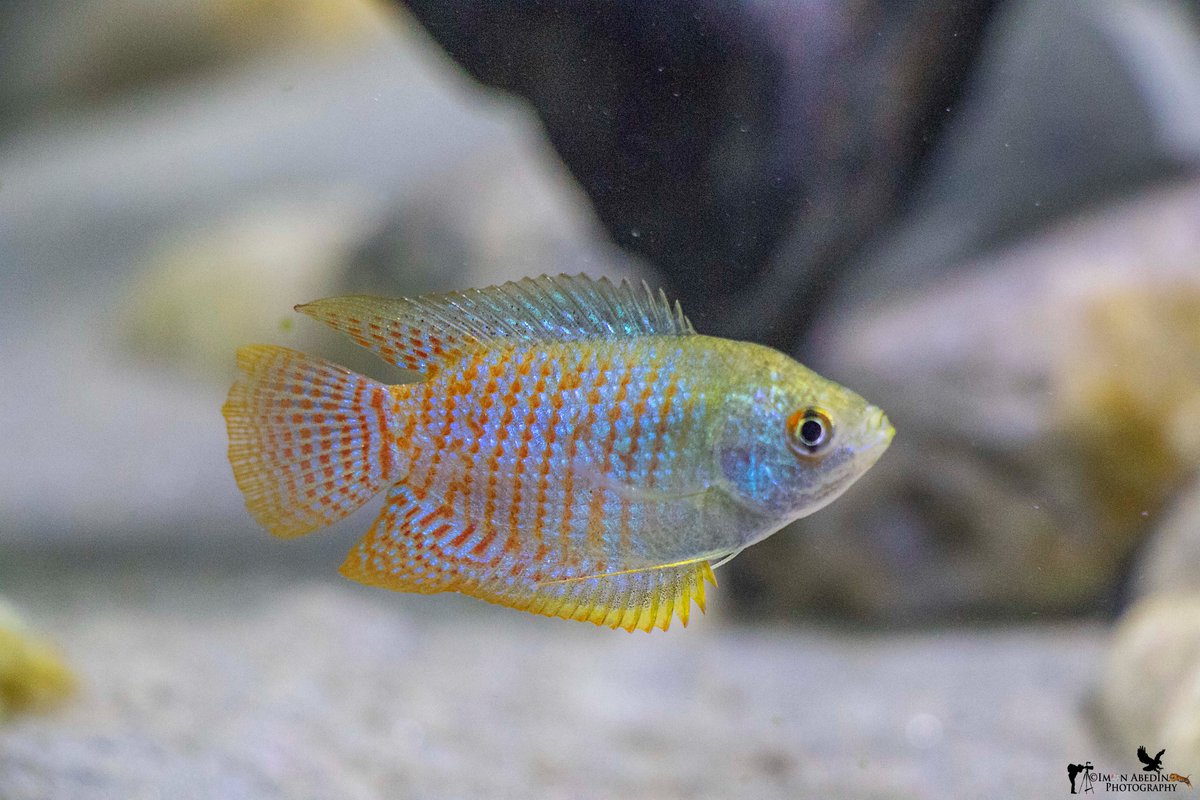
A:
1137;746;1166;773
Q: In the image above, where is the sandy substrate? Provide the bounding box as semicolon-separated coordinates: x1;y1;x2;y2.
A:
0;554;1105;800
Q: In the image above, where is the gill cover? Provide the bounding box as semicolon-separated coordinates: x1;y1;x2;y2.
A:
714;389;828;517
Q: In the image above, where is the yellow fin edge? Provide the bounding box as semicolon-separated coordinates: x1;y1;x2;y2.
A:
341;555;717;633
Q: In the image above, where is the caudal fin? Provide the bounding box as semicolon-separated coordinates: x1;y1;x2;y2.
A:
222;345;403;538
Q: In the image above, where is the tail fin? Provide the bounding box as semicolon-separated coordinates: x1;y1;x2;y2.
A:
222;345;403;538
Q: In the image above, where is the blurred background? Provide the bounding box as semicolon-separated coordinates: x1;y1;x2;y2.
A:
3;0;1200;797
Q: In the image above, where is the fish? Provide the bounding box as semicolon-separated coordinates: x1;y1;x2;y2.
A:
1169;774;1192;787
222;274;893;631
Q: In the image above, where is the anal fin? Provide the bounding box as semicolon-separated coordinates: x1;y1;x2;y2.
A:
339;485;718;632
522;560;717;632
339;485;464;595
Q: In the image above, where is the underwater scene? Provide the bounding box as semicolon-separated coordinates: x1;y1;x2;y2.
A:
3;1;1200;797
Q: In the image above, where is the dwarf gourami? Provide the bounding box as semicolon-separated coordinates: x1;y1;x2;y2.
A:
223;274;893;632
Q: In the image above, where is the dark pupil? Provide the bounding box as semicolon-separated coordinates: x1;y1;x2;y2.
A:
799;418;824;446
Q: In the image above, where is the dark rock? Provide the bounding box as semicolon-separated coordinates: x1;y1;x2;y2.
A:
396;0;999;345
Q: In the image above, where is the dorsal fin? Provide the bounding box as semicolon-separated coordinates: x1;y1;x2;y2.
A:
296;274;695;373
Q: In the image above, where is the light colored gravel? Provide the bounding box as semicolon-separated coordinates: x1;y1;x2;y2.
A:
0;562;1106;800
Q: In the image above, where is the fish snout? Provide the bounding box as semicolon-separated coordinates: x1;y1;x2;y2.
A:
865;405;894;447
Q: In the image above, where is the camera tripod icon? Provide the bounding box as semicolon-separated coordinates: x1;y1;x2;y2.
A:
1068;762;1095;794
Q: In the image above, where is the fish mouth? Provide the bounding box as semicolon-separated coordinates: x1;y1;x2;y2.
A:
861;405;895;457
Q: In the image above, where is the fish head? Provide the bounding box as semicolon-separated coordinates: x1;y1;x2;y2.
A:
713;344;894;527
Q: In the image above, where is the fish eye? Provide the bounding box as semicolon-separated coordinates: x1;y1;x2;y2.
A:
787;408;833;456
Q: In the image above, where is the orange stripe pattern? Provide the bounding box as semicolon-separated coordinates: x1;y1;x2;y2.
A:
223;345;404;538
335;336;709;630
224;275;737;632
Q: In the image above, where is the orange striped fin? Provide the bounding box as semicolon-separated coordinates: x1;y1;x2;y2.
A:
222;345;402;538
296;274;694;373
295;295;470;373
341;486;716;632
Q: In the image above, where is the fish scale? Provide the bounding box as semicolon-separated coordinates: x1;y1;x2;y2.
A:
395;340;696;578
427;337;708;580
223;274;893;631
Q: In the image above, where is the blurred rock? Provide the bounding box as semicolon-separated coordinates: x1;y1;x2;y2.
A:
341;137;645;302
1133;478;1200;599
0;0;399;126
120;194;376;380
830;0;1200;309
118;114;645;382
732;181;1200;622
0;600;76;720
1096;593;1200;770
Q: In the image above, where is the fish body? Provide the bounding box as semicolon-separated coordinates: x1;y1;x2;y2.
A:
1168;774;1192;787
224;275;892;631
